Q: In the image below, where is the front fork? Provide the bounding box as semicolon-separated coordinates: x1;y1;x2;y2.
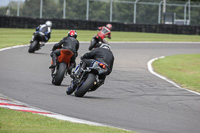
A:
51;67;56;77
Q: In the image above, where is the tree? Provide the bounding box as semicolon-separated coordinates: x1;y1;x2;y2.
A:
21;0;40;18
1;0;199;25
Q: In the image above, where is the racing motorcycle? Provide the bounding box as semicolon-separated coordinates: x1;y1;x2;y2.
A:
88;35;102;51
67;60;108;97
28;32;47;53
89;26;110;50
50;49;74;86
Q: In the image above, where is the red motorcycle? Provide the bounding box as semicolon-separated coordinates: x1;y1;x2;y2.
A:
89;26;111;50
88;35;102;51
50;49;74;85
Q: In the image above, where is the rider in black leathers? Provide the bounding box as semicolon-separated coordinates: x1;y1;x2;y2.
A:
49;30;79;75
76;43;114;91
30;21;52;44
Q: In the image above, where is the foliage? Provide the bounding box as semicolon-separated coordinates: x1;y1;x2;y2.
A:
113;2;134;23
0;0;200;24
21;0;40;18
0;7;7;16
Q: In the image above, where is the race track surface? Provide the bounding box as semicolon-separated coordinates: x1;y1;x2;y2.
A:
0;42;200;133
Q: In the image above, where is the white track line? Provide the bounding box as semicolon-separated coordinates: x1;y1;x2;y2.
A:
0;45;29;51
1;42;199;130
0;95;106;126
147;56;200;96
0;44;123;130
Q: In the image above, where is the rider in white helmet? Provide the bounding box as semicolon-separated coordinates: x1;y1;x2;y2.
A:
30;21;52;44
45;21;52;27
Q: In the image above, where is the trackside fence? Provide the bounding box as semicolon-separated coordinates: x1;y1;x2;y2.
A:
0;16;200;35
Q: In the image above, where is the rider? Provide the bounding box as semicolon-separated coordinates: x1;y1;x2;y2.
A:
49;30;79;75
30;21;52;44
89;24;112;50
75;43;114;91
97;24;112;44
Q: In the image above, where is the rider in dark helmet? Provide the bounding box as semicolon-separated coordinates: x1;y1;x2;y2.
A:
75;43;114;91
49;30;79;75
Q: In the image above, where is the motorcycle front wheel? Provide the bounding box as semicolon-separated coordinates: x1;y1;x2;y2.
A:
52;62;67;86
74;73;95;97
89;38;98;50
28;40;38;53
66;82;76;95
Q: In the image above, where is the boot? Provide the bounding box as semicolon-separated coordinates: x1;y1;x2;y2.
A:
67;63;76;75
30;35;35;43
49;57;57;69
73;61;85;78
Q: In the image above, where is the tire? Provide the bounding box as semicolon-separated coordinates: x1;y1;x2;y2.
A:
52;63;67;86
89;39;97;50
28;40;38;53
75;73;95;97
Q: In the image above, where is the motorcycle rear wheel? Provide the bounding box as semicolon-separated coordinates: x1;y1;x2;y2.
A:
28;40;38;53
74;73;95;97
52;62;67;86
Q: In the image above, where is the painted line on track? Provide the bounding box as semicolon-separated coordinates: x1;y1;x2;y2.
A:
0;44;29;51
1;42;199;131
0;43;124;130
0;94;106;126
147;56;200;96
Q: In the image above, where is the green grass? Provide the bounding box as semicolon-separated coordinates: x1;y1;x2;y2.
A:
0;28;200;49
0;108;133;133
0;28;199;132
152;54;200;93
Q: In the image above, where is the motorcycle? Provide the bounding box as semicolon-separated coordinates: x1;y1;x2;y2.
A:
89;26;111;50
28;32;46;53
88;35;102;51
66;60;108;97
50;49;74;86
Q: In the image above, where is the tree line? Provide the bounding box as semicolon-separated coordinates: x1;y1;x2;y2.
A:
0;0;199;25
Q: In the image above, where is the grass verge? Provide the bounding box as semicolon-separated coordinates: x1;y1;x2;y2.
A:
0;28;199;132
0;108;133;133
0;28;200;49
152;54;200;93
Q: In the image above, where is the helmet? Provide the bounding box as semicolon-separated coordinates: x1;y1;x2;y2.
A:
68;30;77;38
106;24;112;30
100;43;111;51
45;21;52;27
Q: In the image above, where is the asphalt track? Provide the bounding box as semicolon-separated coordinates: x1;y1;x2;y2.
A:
0;42;200;133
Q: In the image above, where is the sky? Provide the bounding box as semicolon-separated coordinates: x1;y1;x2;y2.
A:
0;0;25;7
0;0;9;6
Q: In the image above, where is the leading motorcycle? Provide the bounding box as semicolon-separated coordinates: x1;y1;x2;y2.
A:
50;49;74;86
67;60;108;97
28;32;46;53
